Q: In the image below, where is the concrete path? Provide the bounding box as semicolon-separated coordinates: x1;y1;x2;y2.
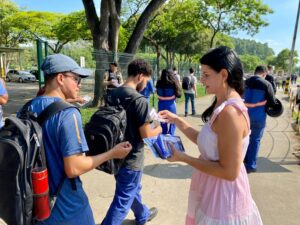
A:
2;82;300;225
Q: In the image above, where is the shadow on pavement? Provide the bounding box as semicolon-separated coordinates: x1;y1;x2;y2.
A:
144;163;193;179
281;96;290;102
256;157;291;173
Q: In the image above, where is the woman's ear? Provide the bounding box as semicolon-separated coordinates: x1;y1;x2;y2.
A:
220;69;228;82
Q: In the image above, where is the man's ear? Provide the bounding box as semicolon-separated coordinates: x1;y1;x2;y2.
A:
137;73;143;82
56;73;64;85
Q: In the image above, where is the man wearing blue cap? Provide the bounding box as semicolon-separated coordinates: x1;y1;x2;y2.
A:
26;54;132;225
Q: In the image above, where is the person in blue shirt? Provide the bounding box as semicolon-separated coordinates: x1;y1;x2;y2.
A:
139;79;155;103
0;77;8;128
156;69;181;135
26;54;132;225
244;65;276;173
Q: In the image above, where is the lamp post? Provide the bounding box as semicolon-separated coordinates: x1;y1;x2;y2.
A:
288;0;300;81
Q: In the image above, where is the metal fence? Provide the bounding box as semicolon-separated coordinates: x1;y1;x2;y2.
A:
79;50;201;98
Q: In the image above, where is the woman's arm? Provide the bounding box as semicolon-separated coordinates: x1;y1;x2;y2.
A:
168;105;246;181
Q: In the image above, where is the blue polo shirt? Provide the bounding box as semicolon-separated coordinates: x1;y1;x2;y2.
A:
28;96;89;224
140;79;155;102
0;79;8;128
244;75;276;124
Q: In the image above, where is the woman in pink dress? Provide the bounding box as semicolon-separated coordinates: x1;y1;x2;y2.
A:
158;46;263;225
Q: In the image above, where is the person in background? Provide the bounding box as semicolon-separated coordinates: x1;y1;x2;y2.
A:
244;65;277;173
158;46;263;225
139;79;155;103
265;65;277;94
182;68;197;117
103;62;124;91
27;54;132;225
156;69;181;135
173;67;181;83
101;59;162;225
0;77;8;128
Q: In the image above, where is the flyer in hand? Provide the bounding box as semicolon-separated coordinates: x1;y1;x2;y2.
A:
143;134;185;159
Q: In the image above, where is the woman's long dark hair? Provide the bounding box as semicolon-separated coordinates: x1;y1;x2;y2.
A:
201;46;244;122
156;69;181;97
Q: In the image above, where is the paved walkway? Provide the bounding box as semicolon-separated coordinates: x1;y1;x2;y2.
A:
2;83;300;225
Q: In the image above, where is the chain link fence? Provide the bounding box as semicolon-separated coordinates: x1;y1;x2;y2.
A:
78;50;200;99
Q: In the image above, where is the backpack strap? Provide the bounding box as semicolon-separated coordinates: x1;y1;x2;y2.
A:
37;101;77;126
36;101;78;192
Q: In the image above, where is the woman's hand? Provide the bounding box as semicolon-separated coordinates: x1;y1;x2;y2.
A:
166;143;186;162
158;110;179;124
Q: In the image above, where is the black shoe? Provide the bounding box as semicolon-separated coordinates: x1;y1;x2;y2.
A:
191;112;196;116
184;113;188;117
136;207;158;225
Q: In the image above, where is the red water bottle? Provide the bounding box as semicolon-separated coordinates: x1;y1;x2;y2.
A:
31;167;51;221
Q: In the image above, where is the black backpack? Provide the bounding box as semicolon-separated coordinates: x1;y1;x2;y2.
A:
84;93;143;175
0;101;75;225
182;75;194;90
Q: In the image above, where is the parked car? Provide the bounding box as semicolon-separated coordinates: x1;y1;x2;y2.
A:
29;69;39;80
6;70;36;82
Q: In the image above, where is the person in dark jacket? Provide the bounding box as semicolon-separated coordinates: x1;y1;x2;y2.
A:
244;65;277;173
265;65;277;94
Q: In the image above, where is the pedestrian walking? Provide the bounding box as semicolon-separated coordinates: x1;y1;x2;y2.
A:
156;69;181;135
244;65;277;173
265;65;277;94
182;68;197;116
101;59;162;225
159;46;263;225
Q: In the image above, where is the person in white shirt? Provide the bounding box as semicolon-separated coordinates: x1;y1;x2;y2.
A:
173;67;181;83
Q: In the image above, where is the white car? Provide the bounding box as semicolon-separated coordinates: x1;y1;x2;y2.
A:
6;70;36;82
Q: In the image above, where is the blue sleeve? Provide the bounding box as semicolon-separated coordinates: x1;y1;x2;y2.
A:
0;79;7;95
149;79;155;93
58;108;89;157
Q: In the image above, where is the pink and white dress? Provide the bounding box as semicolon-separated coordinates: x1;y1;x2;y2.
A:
186;98;263;225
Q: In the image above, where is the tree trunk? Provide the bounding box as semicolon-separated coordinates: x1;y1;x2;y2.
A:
83;0;109;106
83;0;166;105
108;0;121;53
125;0;167;54
210;30;217;48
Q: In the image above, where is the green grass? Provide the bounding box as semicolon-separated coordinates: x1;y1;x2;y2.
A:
80;84;206;126
80;107;98;126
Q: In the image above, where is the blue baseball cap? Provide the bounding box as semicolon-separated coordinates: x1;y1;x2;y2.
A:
41;54;92;77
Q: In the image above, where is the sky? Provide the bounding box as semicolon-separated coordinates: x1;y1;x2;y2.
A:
11;0;300;55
